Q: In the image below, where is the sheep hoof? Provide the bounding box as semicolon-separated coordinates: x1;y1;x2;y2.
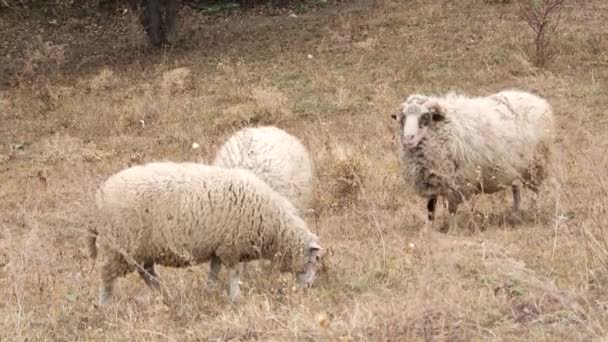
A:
505;211;524;226
228;289;241;303
98;293;112;306
206;278;217;288
228;280;241;302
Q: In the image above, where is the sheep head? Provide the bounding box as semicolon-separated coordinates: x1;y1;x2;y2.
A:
295;239;324;288
391;97;446;148
273;220;325;288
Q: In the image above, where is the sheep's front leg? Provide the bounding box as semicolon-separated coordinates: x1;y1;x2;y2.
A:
239;262;250;278
420;195;438;235
99;252;130;305
215;249;242;301
442;198;460;233
227;266;241;302
507;184;525;225
512;184;521;213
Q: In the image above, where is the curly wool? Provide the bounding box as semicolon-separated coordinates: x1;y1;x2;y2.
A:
88;162;320;285
212;126;314;214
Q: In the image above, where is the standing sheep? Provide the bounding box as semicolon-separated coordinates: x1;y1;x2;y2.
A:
212;126;315;276
391;89;555;231
212;126;315;214
87;162;324;305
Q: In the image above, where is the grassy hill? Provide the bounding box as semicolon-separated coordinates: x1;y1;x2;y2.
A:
1;0;607;340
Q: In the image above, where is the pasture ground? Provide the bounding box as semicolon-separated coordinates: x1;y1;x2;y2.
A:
1;0;608;340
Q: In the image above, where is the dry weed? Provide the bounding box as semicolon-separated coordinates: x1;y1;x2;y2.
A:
1;0;608;340
515;0;567;67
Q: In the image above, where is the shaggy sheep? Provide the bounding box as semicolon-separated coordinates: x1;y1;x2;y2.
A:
212;126;314;214
391;89;555;230
87;162;324;305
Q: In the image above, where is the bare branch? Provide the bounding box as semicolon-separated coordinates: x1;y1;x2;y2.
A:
516;0;567;66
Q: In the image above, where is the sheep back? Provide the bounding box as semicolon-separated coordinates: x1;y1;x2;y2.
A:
94;162;318;272
399;89;555;201
212;126;314;214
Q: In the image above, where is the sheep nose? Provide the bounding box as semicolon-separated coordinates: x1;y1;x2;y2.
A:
404;134;415;142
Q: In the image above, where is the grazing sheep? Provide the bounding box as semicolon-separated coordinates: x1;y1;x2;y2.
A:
391;89;555;230
87;162;324;305
212;126;314;214
212;126;315;276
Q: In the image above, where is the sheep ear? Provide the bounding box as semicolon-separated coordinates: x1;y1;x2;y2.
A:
405;94;428;104
307;241;322;258
428;102;445;121
392;103;405;120
308;241;321;252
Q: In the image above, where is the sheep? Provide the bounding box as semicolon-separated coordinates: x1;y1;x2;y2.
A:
86;162;324;305
212;126;315;215
391;89;555;231
212;126;315;276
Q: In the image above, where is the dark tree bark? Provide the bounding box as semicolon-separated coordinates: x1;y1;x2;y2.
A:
239;0;256;8
130;0;181;47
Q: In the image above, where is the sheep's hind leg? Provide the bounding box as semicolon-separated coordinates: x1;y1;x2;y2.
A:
137;261;160;290
507;184;524;225
512;184;521;213
99;252;131;305
207;254;222;286
427;196;437;222
227;265;241;303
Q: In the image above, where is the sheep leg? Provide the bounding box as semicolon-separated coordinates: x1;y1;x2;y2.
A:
427;196;438;222
137;261;160;290
99;252;130;305
227;266;241;302
215;250;242;301
420;195;438;235
207;254;222;285
512;184;521;213
442;199;459;233
239;262;250;278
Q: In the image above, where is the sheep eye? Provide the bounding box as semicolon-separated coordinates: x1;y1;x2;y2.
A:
420;113;431;126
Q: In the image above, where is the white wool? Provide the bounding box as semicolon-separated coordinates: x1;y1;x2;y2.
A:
396;89;555;215
87;162;323;303
212;126;314;214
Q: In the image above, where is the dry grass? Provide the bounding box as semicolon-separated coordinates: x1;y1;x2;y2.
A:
1;0;608;340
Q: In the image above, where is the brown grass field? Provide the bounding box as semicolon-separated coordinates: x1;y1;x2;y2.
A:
1;0;608;340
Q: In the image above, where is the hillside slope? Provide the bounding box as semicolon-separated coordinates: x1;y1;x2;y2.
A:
1;0;608;340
